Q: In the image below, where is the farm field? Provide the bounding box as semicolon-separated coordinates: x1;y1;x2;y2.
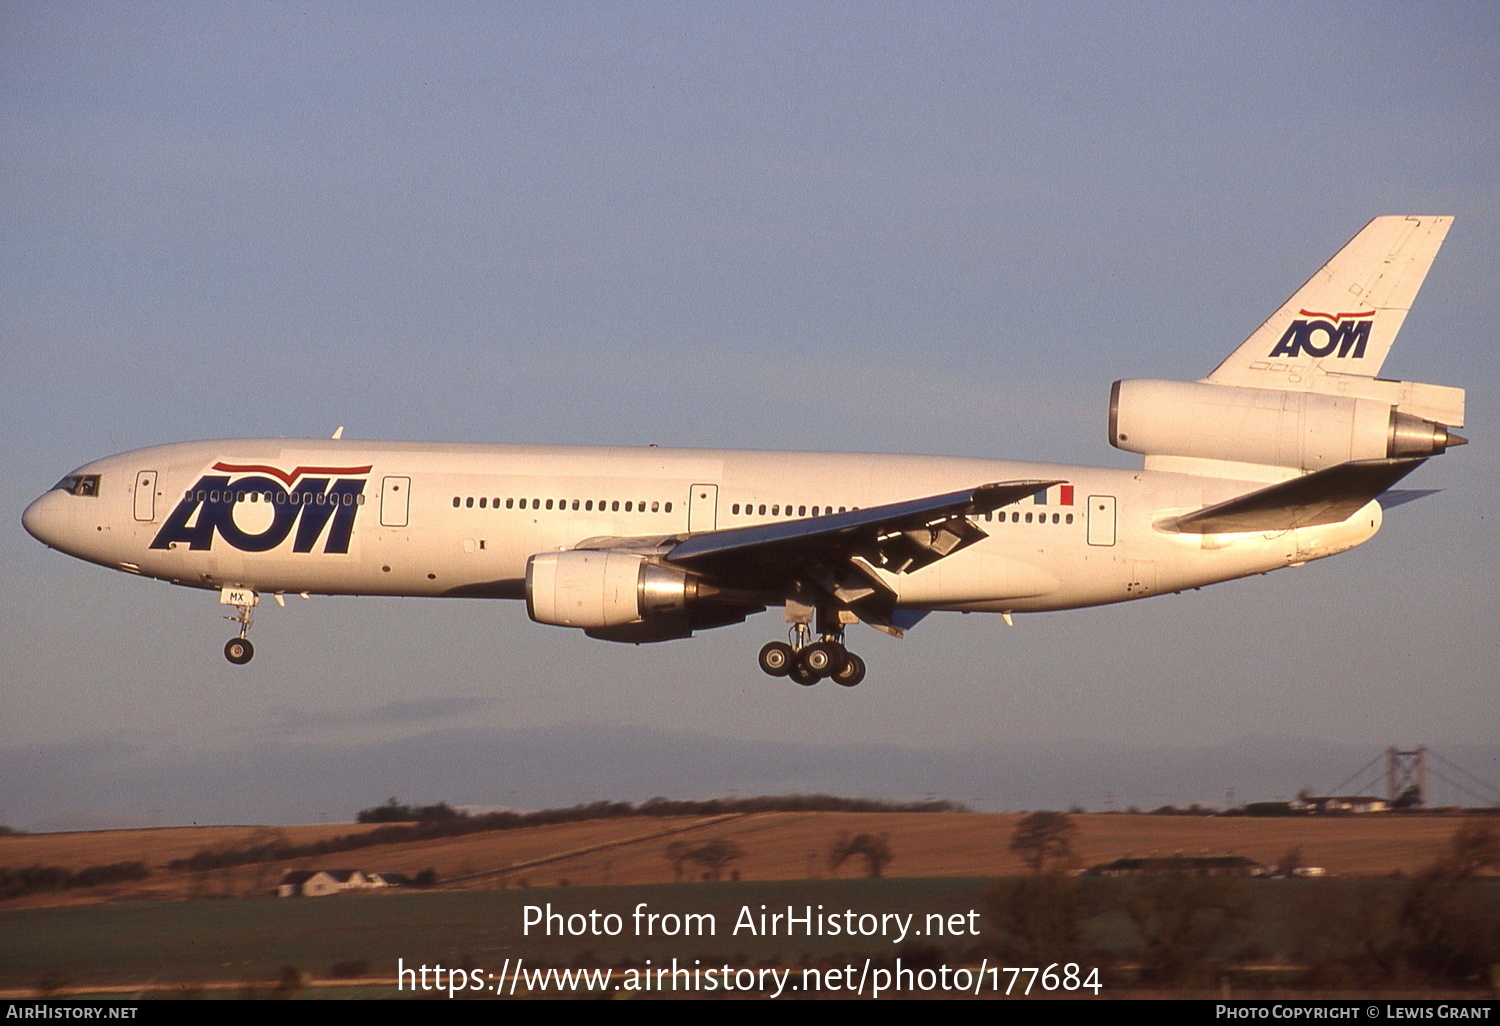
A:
0;811;1486;908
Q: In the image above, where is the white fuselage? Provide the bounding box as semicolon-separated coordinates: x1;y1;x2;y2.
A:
22;438;1382;619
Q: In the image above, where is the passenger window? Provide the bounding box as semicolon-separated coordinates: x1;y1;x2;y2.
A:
572;500;580;510
545;499;553;510
732;503;740;514
479;497;487;508
772;505;779;516
664;502;672;513
506;498;514;509
585;500;593;511
759;504;766;515
625;501;632;512
1066;513;1074;524
651;501;659;512
1052;513;1060;524
1025;512;1032;523
798;505;806;516
611;500;619;511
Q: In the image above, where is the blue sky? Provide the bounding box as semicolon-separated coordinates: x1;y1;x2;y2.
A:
3;3;1496;827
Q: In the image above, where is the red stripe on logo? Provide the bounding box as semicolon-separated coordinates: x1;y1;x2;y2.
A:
1297;309;1375;324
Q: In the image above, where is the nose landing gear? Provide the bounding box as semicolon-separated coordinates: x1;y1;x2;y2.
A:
224;636;254;665
220;588;258;665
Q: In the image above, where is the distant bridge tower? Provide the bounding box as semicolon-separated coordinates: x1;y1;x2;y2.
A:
1386;746;1427;807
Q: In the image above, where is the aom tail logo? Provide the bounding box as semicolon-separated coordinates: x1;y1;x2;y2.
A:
1269;308;1375;359
150;462;372;553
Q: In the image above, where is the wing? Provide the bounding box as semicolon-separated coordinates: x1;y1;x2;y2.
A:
665;479;1059;584
570;479;1058;638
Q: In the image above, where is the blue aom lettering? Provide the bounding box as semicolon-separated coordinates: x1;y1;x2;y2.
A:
150;475;366;553
1269;316;1373;359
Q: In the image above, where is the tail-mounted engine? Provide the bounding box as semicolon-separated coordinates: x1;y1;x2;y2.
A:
1109;379;1465;472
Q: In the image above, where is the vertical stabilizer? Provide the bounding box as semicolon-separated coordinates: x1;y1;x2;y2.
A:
1205;216;1451;389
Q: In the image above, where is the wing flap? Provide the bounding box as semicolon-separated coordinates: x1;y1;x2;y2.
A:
1163;458;1426;534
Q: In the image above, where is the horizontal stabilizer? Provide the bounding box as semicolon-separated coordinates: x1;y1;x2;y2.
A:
1163;458;1426;534
1378;488;1442;511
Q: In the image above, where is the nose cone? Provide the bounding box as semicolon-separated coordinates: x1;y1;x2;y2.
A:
22;490;67;549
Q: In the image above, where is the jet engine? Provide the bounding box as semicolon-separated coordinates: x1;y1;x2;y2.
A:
1109;379;1464;471
526;550;744;643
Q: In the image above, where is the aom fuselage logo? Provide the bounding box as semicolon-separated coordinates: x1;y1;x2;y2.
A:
1269;308;1375;359
150;461;371;553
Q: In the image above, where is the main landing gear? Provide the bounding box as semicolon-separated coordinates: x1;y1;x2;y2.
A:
758;625;867;688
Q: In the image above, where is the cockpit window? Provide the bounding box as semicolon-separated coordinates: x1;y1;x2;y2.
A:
53;474;102;497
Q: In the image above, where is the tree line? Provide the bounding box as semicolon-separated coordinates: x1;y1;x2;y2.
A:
169;794;959;873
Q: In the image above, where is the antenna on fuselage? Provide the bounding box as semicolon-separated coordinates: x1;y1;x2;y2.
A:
331;426;344;440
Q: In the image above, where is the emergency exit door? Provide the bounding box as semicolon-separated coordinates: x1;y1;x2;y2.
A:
1087;494;1116;546
380;476;411;527
688;484;718;532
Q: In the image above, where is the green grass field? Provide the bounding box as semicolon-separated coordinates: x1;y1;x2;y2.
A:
5;876;1495;997
2;878;995;990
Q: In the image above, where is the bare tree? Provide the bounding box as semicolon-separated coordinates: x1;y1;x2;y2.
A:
984;872;1097;963
664;840;692;883
684;838;743;882
828;833;894;878
1008;811;1076;874
1442;822;1499;877
1122;875;1251;985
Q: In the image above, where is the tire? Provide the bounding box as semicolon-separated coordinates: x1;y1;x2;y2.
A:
790;661;819;686
224;637;254;665
832;652;866;688
758;641;794;677
801;641;844;676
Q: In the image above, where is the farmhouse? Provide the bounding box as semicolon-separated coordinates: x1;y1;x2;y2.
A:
277;869;372;897
1288;795;1390;815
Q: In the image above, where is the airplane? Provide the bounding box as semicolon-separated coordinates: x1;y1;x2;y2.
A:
22;216;1467;688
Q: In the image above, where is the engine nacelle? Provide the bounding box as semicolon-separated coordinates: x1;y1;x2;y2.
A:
1109;379;1463;471
526;550;698;633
